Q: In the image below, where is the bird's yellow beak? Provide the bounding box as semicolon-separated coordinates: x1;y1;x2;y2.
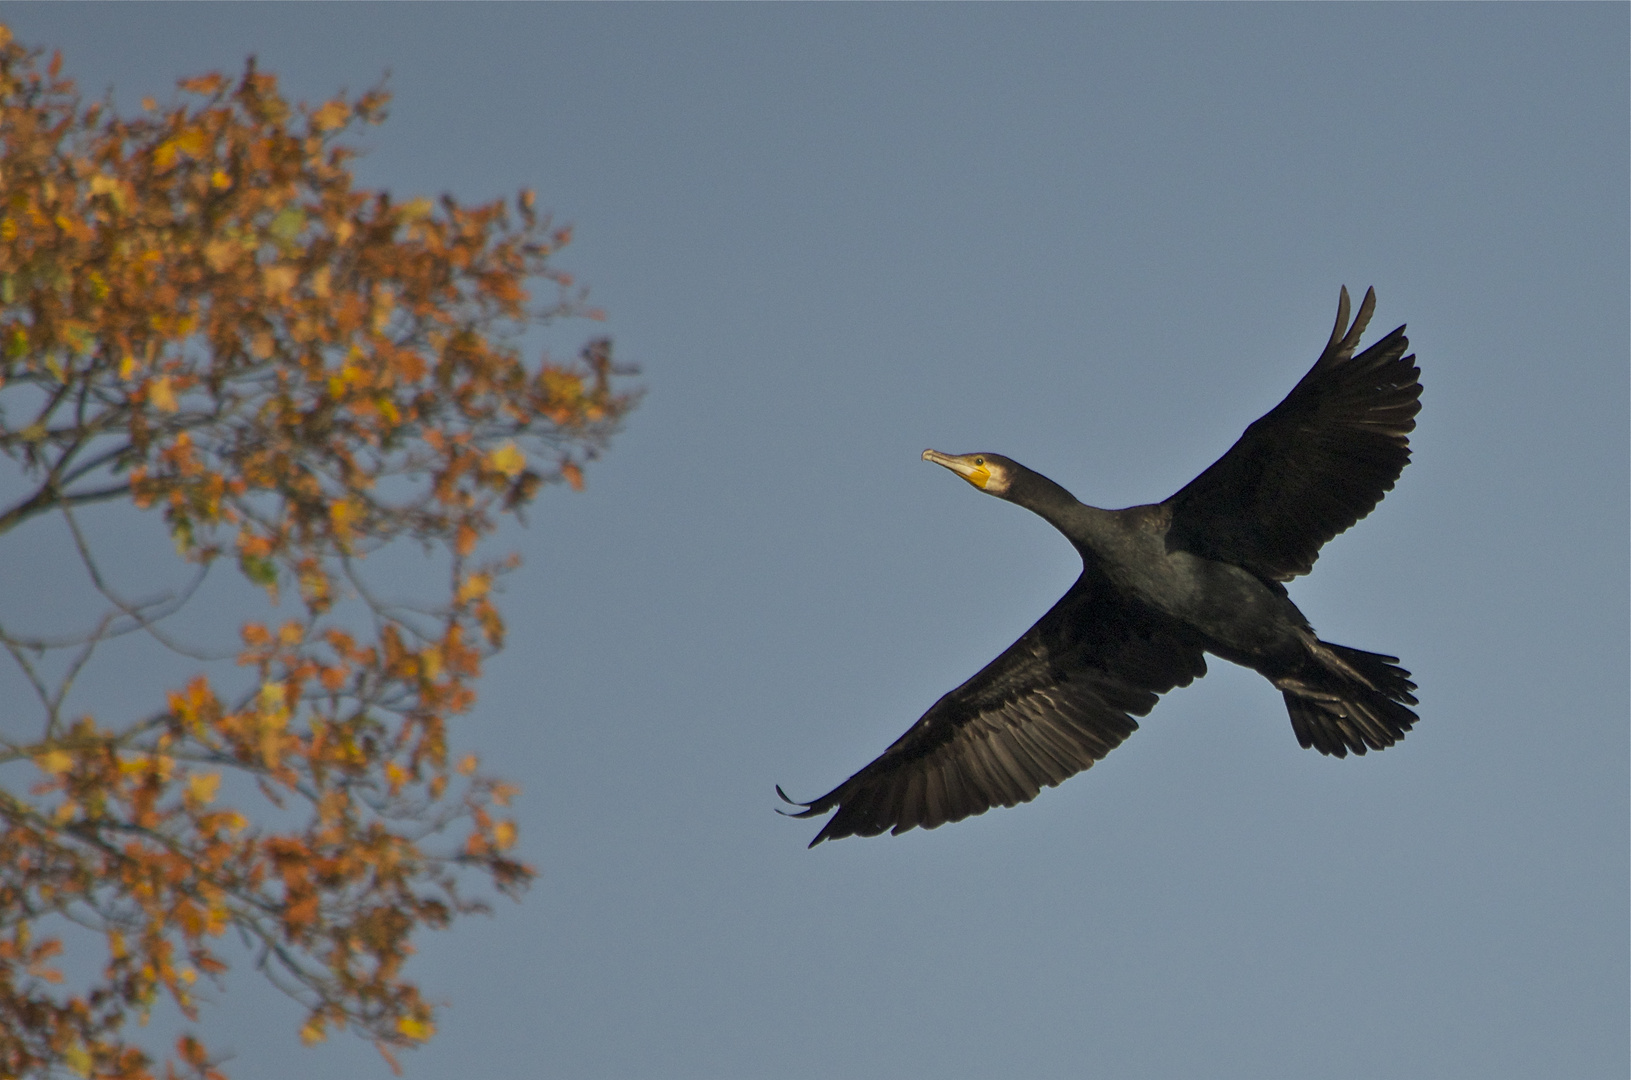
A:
923;449;992;490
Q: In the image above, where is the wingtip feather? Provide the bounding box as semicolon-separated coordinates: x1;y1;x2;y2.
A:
775;784;824;819
1326;285;1351;354
1340;287;1377;355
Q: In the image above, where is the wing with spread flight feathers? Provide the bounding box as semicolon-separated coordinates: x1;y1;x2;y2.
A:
780;564;1207;846
1163;286;1421;582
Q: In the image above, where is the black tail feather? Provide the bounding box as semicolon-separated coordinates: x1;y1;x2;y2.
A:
1281;642;1418;758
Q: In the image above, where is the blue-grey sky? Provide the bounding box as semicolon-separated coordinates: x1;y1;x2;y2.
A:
4;5;1627;1079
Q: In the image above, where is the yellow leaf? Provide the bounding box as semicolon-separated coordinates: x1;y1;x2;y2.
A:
419;647;442;681
269;207;306;244
456;753;479;776
493;820;517;850
62;1043;92;1078
396;1014;434;1042
300;1016;328;1045
36;750;73;775
487;441;525;478
457;573;491;604
210;168;232;190
329;498;363;540
175;126;209;159
311;100;350;132
188;772;221;806
149;376;178;412
258;682;287;717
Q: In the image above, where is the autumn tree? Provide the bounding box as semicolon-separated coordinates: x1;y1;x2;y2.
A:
0;28;635;1079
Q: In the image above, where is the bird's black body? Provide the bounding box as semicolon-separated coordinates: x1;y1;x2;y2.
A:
782;287;1422;846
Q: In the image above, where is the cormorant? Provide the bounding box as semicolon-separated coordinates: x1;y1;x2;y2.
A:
780;287;1422;847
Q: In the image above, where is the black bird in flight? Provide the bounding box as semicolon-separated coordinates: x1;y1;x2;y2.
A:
781;287;1422;847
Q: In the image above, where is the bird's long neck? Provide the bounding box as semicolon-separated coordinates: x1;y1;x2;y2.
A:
1006;468;1087;530
1004;467;1121;554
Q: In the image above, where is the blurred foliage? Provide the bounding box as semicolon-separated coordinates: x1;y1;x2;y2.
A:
0;25;636;1079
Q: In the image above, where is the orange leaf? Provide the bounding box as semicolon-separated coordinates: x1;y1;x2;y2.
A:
149;376;178;412
311;100;350;133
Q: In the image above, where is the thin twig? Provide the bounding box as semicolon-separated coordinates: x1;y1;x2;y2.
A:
60;503;231;662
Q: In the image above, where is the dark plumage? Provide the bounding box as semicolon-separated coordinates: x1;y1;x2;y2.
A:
781;287;1422;846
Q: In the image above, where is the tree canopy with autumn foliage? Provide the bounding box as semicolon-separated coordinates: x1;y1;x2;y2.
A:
0;27;635;1079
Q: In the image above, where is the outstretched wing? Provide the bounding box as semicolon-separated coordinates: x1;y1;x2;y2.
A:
1163;286;1422;582
780;566;1207;846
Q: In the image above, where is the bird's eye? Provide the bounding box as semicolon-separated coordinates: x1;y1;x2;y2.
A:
975;457;985;466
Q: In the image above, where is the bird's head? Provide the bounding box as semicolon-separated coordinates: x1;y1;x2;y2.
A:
921;449;1017;497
